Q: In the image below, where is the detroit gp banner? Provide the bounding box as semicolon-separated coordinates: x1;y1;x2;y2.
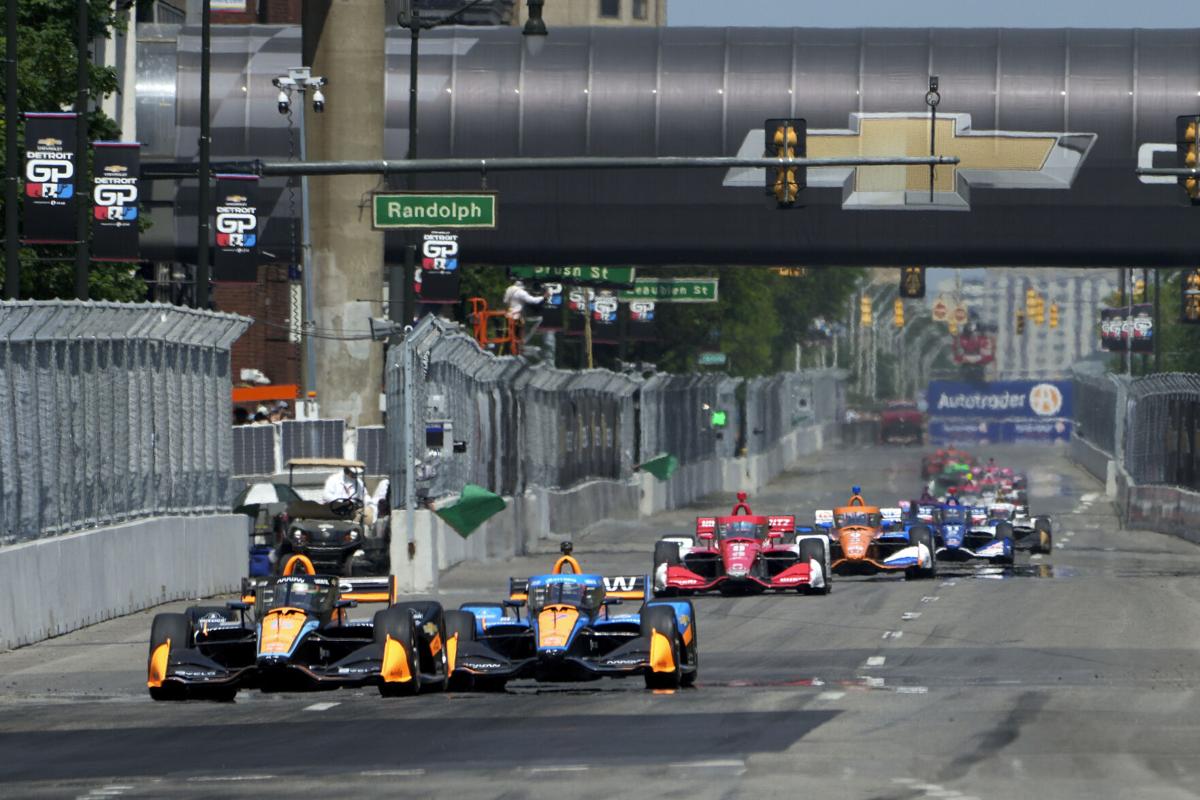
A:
415;230;461;304
91;142;140;261
213;174;259;281
22;113;78;244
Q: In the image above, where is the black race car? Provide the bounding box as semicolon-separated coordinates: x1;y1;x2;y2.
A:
147;572;449;700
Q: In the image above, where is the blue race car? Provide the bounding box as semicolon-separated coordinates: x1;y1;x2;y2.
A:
445;572;698;691
906;502;1014;565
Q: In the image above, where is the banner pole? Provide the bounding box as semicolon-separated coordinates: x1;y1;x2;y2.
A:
73;0;89;300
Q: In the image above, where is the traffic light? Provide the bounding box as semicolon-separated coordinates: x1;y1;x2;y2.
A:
899;267;926;299
1025;287;1038;318
765;118;806;208
1184;268;1200;324
1177;115;1200;204
1049;302;1059;329
893;298;904;327
1133;278;1146;301
1016;309;1026;334
1033;295;1045;326
859;295;873;326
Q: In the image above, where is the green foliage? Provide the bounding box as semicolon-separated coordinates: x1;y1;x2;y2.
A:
0;1;150;302
1147;270;1200;374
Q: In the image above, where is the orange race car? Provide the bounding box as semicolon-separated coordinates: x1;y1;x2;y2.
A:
814;487;937;581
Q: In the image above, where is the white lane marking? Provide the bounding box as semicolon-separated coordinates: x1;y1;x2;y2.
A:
895;686;929;694
901;611;922;620
187;775;277;782
1104;546;1116;552
882;630;903;640
921;596;940;603
939;580;957;588
527;765;590;773
359;769;426;777
83;789;132;798
1081;492;1099;502
864;676;886;688
810;677;826;686
668;759;746;770
1058;542;1067;549
864;656;886;668
1031;554;1044;561
816;690;846;701
303;701;339;712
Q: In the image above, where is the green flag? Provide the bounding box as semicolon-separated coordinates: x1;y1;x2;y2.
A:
435;484;507;539
637;453;679;482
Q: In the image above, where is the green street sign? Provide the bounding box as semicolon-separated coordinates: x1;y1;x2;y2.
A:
372;192;497;229
697;351;727;367
619;278;719;303
509;265;636;286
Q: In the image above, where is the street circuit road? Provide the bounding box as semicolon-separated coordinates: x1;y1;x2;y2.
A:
3;446;1200;799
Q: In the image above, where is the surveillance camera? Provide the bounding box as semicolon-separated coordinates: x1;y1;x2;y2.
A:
311;89;325;114
277;89;290;115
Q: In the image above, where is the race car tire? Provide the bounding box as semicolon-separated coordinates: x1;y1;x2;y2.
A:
396;601;449;692
148;613;191;701
443;610;476;691
677;600;699;687
654;540;681;568
798;539;831;595
375;606;422;697
641;605;682;690
1033;518;1053;554
905;526;938;580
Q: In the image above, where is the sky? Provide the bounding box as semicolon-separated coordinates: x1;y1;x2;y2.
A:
667;0;1200;28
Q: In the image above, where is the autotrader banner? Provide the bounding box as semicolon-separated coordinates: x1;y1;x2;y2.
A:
927;380;1072;420
22;113;78;244
90;142;140;261
213;174;259;281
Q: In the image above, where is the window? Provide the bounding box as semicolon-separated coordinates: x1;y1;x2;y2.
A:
633;0;648;19
598;0;620;18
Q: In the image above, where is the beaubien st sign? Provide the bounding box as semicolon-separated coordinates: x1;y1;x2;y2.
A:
372;192;497;230
619;278;719;303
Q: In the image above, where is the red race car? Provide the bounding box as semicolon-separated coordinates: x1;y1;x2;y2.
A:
652;493;831;597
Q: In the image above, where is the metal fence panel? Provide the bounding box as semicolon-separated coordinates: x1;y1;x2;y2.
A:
233;424;278;476
356;426;389;476
280;419;345;463
0;301;249;545
1124;373;1200;489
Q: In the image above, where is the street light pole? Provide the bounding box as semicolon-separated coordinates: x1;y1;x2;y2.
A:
195;0;211;309
4;0;19;299
73;0;89;300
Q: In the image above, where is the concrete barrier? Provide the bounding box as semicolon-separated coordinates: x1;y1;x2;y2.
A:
1068;435;1117;497
0;514;248;650
391;421;837;592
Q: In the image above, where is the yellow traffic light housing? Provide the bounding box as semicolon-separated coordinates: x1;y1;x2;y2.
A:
1016;309;1026;334
765;118;806;208
1025;288;1039;318
1033;296;1045;325
1133;278;1146;301
1049;302;1059;329
1176;116;1200;204
893;297;904;327
859;295;872;326
899;267;926;299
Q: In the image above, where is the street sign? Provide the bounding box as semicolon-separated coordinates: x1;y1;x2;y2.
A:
510;265;635;286
619;278;719;303
697;352;727;366
372;192;497;229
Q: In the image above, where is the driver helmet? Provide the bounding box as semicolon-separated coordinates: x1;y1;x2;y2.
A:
728;520;758;537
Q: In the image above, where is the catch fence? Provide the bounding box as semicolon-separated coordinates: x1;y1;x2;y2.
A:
386;316;845;505
0;301;249;544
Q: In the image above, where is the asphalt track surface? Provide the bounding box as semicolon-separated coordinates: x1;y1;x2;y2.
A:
4;445;1200;799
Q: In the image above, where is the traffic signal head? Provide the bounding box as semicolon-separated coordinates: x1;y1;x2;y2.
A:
893;298;904;327
765;118;806;208
1049;302;1059;329
1176;115;1200;204
1033;297;1045;325
1016;309;1026;334
1133;278;1146;300
899;267;926;299
1184;269;1200;324
859;295;872;326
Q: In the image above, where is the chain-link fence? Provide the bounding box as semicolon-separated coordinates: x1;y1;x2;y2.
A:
386;317;845;505
1124;373;1200;489
1071;368;1122;456
0;301;249;544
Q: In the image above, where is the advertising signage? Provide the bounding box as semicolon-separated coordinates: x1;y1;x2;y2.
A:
926;380;1071;421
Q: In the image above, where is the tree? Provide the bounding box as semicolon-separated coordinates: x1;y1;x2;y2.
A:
0;1;149;302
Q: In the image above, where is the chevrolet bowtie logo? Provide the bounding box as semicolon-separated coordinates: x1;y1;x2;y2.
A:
725;112;1096;210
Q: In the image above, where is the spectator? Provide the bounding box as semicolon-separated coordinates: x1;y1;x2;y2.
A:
233;407;250;425
269;401;289;423
323;465;376;526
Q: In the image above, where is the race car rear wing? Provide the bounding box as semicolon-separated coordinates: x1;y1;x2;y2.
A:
508;575;649;602
880;507;903;528
814;509;834;529
695;517;717;537
240;575;399;605
767;515;795;535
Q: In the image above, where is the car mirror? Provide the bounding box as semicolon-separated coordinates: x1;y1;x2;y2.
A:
698;531;715;542
602;597;623;606
225;600;250;611
503;599;526;609
767;530;783;540
336;599;358;609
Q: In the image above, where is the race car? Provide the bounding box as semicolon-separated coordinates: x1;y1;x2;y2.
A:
909;502;1014;565
817;488;936;580
991;501;1053;554
651;492;830;596
146;557;450;700
880;401;924;444
922;448;974;479
447;564;698;690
